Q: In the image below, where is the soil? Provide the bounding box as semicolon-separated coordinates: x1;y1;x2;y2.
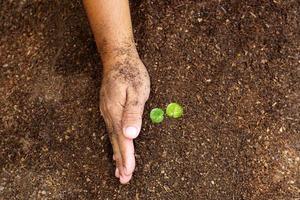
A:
1;0;300;199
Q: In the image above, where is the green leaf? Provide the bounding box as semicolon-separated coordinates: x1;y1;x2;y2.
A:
166;103;183;118
150;108;164;123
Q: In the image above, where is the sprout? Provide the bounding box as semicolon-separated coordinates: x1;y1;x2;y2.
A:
166;103;183;118
150;108;164;123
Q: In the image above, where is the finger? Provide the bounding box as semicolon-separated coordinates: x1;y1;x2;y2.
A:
110;132;125;179
122;89;146;139
105;101;134;182
118;132;135;177
115;168;120;178
100;102;124;179
120;173;132;184
114;151;125;181
111;120;135;183
101;88;136;183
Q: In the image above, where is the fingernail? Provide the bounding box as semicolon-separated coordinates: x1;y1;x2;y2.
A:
124;126;138;139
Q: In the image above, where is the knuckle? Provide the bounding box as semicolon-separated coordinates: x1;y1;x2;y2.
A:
128;91;148;104
107;104;123;117
112;120;122;134
114;157;122;165
103;119;113;134
123;112;142;121
106;103;115;112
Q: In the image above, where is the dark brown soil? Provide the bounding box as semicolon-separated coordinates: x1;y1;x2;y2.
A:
1;0;299;199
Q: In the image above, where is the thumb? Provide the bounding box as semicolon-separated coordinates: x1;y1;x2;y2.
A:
122;91;145;139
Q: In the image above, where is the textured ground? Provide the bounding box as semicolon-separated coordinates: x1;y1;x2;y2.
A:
0;0;299;199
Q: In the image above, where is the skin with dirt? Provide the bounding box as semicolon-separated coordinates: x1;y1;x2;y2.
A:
99;49;150;183
0;0;299;199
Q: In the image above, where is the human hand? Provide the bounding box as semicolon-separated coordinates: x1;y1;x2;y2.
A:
99;49;150;184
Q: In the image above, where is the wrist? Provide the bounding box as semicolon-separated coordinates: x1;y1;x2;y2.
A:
98;36;137;59
99;41;140;71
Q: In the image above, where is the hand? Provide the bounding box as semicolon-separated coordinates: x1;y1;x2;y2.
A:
99;49;150;184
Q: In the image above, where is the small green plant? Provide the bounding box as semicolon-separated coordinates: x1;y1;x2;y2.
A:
150;103;183;123
166;103;183;118
150;108;164;123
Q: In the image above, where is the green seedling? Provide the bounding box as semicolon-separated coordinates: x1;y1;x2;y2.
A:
150;108;164;123
166;103;183;118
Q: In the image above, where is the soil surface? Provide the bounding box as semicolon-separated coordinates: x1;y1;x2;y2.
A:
1;0;300;199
